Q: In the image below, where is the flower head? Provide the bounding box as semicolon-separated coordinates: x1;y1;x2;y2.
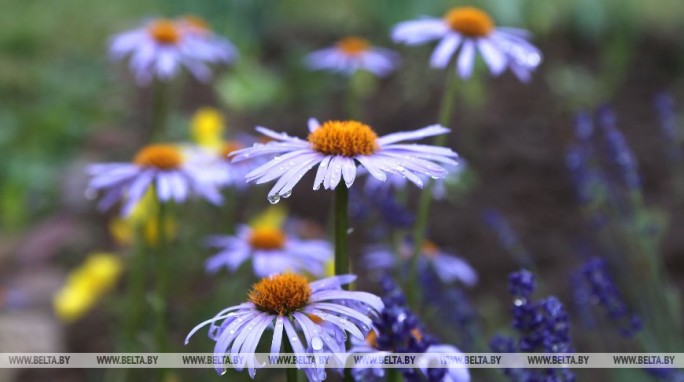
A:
53;253;123;322
305;36;399;77
392;6;542;81
109;16;237;85
204;222;332;278
87;144;223;216
364;239;477;286
230;119;459;203
186;274;383;379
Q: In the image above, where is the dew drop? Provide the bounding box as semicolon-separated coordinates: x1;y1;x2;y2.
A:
312;337;323;350
281;190;292;198
268;194;281;204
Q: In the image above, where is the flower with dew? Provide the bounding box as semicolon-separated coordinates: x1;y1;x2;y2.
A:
350;278;469;382
109;16;237;85
186;273;383;379
204;223;332;278
305;36;399;77
53;253;123;322
87;144;223;216
364;239;477;286
392;6;542;82
230;119;460;203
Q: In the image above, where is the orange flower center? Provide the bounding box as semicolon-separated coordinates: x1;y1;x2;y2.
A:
183;15;210;32
220;141;243;159
133;145;183;170
248;273;311;315
308;120;378;157
336;36;370;56
365;330;379;348
422;240;440;258
248;227;287;250
444;7;494;37
148;20;181;45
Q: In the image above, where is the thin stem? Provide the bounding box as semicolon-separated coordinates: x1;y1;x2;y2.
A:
124;225;146;351
154;201;169;353
408;71;459;306
150;80;171;142
284;337;298;382
334;185;350;284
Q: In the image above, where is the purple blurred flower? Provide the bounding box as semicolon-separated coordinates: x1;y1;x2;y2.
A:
392;6;542;81
305;36;399;77
204;224;332;278
109;17;236;85
87;144;222;215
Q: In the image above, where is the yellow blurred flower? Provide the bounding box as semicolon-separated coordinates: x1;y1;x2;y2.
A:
53;253;123;322
191;107;225;149
109;189;177;247
249;205;287;230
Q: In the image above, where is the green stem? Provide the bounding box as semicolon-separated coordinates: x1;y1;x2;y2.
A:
334;185;350;285
154;201;169;353
124;225;146;351
150;80;171;142
284;336;298;382
408;70;459;306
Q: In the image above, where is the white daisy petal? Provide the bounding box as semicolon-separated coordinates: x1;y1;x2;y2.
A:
457;39;476;78
430;33;462;69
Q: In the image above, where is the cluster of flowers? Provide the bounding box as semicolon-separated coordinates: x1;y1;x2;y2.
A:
79;4;551;382
490;270;575;382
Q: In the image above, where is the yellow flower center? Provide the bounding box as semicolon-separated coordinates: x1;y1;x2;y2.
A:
336;36;370;56
220;141;243;159
248;227;287;250
366;330;379;348
148;20;181;45
248;273;311;315
444;7;494;37
308;120;378;157
422;240;440;258
133;145;183;170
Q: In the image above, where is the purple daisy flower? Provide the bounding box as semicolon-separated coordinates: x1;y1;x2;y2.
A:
392;6;542;82
87;144;223;215
186;273;384;379
109;16;237;85
204;223;332;277
230;119;460;203
364;240;477;286
305;36;399;77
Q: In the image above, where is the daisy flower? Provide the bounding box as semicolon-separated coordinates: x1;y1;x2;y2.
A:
204;223;332;277
109;16;237;85
305;36;399;77
364;240;477;286
186;273;384;379
392;6;542;82
87;144;223;216
230;119;460;203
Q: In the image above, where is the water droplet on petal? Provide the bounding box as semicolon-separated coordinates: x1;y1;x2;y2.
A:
312;337;323;350
268;194;281;204
281;190;292;198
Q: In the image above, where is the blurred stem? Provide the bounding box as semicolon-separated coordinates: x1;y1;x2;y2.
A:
334;185;350;287
150;80;171;142
386;369;401;382
124;225;146;351
346;72;365;120
154;200;169;354
408;70;459;306
284;339;298;382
